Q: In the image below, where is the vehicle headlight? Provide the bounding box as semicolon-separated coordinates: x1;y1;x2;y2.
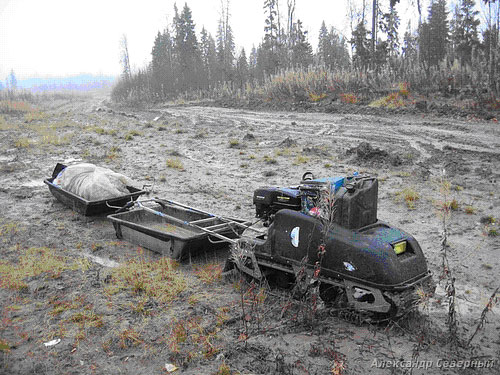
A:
393;241;407;255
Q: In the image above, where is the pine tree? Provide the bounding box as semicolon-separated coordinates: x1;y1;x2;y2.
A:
151;29;174;98
402;22;418;69
351;22;371;71
262;0;280;74
290;19;313;68
482;0;499;90
379;3;400;57
248;46;261;81
317;21;329;66
236;48;249;88
451;0;480;67
8;70;17;90
200;27;217;88
216;1;235;83
318;23;350;70
419;0;449;68
173;3;202;91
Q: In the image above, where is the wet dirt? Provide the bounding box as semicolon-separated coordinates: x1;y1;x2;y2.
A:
0;93;499;374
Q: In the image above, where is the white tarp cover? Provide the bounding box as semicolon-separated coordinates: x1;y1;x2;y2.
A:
54;163;134;201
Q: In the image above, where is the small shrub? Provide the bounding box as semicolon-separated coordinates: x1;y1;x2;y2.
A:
444;199;459;211
0;339;10;351
308;92;327;102
229;139;240;148
340;93;357;104
215;362;231;375
398;82;410;97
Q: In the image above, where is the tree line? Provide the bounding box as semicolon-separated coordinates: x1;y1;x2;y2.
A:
112;0;500;104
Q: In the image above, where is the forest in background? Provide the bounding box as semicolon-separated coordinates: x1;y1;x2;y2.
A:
112;0;500;111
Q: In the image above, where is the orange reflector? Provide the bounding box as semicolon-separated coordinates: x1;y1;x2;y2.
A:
393;241;406;255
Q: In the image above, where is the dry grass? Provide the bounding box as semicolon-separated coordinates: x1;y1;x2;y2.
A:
107;255;187;304
166;158;184;170
118;328;143;349
0;247;89;291
263;155;277;164
274;147;298;157
39;128;73;146
340;93;358;104
106;146;121;160
14;137;33;148
444;199;460;211
0;220;22;240
23;111;48;123
193;263;222;284
464;205;476;214
293;155;310;165
0;115;14;130
396;187;420;209
124;130;142;140
256;67;366;102
369;82;414;109
0;100;36;114
167;316;220;363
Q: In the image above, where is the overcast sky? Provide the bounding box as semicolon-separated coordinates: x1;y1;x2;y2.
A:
1;0;425;79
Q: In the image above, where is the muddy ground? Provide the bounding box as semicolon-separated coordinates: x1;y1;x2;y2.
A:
0;92;499;374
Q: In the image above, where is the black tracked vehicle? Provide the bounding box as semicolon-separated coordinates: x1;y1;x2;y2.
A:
225;172;435;320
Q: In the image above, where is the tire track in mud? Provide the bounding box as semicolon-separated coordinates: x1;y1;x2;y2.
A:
164;106;500;167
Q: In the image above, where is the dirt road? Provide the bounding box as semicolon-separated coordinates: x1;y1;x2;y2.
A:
0;94;498;374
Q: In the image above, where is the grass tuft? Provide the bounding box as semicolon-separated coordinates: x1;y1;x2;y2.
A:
293;155;309;165
166;158;184;170
124;130;142;140
396;187;420;209
263;155;277;164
